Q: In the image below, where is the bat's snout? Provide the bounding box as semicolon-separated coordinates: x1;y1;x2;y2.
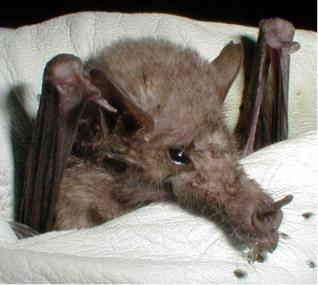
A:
252;207;283;234
252;195;292;234
224;187;293;251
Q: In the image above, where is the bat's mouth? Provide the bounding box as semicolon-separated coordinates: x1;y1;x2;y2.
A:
232;220;281;252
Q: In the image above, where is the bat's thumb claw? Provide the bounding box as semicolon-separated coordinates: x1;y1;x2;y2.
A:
88;88;117;112
281;41;300;55
94;97;117;113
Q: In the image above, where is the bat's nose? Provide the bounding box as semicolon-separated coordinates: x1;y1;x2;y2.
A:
252;208;283;233
252;195;292;233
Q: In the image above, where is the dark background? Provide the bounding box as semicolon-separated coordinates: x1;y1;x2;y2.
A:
0;0;316;31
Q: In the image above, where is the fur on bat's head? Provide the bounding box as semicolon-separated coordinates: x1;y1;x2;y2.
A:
84;38;291;251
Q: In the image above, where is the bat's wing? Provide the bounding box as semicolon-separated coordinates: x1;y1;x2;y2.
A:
17;54;116;233
235;18;300;157
17;54;154;234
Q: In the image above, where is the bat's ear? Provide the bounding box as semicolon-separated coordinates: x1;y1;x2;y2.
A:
90;68;154;136
210;42;243;102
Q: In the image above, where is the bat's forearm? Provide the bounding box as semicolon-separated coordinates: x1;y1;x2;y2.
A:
235;18;300;157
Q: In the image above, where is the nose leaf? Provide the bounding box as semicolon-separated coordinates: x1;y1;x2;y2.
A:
272;194;293;210
259;195;293;215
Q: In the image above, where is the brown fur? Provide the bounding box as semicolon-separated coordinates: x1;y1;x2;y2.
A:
55;38;285;251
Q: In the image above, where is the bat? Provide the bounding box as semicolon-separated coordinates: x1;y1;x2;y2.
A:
15;19;295;253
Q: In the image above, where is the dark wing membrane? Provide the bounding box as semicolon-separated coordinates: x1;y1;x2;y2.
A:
235;18;300;157
18;54;115;233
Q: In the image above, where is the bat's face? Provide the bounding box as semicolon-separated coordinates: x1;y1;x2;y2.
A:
107;101;287;252
90;39;290;252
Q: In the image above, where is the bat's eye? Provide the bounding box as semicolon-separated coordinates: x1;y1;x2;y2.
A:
168;148;190;165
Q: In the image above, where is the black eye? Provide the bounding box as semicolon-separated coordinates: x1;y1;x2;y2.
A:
168;148;190;165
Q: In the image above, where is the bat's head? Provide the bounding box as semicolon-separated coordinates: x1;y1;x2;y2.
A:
90;39;292;252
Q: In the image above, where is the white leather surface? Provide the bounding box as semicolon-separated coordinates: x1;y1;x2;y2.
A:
0;12;316;283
